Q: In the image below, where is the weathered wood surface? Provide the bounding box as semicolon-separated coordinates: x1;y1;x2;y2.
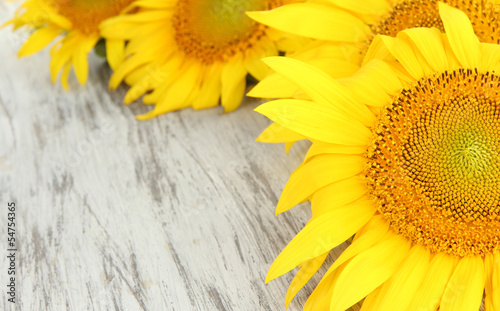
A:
0;2;354;310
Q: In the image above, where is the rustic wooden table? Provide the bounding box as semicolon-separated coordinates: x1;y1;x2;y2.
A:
0;2;354;310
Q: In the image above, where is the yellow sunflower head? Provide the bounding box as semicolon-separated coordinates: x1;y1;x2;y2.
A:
249;0;500;65
256;3;500;310
249;0;500;151
5;0;134;89
99;0;307;120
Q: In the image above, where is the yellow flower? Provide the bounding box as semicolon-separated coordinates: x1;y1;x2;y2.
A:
256;4;500;310
5;0;134;90
99;0;306;120
248;0;500;151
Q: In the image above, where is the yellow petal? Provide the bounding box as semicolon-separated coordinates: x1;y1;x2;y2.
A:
329;234;410;311
243;41;275;81
485;252;500;311
327;215;390;274
141;74;173;104
323;0;390;16
310;176;368;217
247;3;372;42
138;56;184;103
380;35;426;80
104;10;172;27
50;35;79;83
438;2;479;68
193;64;222;110
285;252;329;308
308;57;361;81
290;41;363;70
371;245;430;310
60;62;72;91
123;63;151;86
440;255;485;311
273;31;312;53
18;25;62;57
359;286;382;311
72;54;91;87
305;142;366;163
284;141;294;154
277;154;365;214
110;49;166;89
485;253;494;311
101;18;165;40
340;58;402;107
122;0;175;11
479;43;500;74
124;27;173;56
256;122;305;143
221;58;247;112
72;35;99;85
262;57;375;126
124;72;157;104
304;261;348;311
140;61;201;117
386;60;415;84
247;71;300;99
105;39;125;70
407;253;458;311
266;197;376;283
399;27;448;73
363;35;393;66
440;34;460;71
255;99;371;146
302;216;389;311
46;8;72;29
245;58;270;82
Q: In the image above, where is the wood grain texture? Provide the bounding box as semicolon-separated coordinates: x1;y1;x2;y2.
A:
0;2;486;311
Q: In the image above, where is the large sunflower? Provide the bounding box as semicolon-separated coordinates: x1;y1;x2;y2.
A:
256;4;499;311
248;0;500;151
99;0;306;120
5;0;134;89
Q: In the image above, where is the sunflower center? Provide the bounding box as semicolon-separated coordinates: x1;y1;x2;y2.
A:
366;69;500;257
52;0;134;34
372;0;500;44
172;0;281;64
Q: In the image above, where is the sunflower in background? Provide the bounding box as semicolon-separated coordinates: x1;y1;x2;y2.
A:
5;0;134;90
100;0;306;120
257;4;500;310
248;0;500;152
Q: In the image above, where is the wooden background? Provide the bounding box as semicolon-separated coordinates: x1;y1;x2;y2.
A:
0;2;355;310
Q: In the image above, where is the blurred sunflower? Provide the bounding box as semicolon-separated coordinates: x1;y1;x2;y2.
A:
100;0;306;120
257;4;500;311
248;0;500;151
5;0;134;89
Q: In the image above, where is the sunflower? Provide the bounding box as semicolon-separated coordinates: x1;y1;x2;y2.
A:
99;0;306;120
5;0;134;89
248;0;500;151
256;4;500;310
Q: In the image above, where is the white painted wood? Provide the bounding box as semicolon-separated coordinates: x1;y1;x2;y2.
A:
0;2;486;311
